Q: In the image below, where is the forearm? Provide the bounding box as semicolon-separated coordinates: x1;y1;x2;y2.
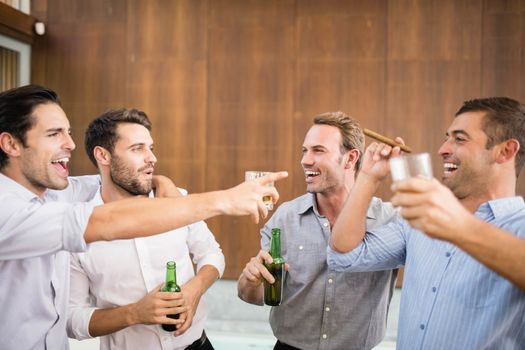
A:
237;273;264;305
190;265;220;295
330;173;380;253
453;218;525;292
84;192;226;243
88;305;135;337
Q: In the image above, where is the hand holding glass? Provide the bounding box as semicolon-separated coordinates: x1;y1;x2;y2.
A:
389;153;433;182
245;171;275;210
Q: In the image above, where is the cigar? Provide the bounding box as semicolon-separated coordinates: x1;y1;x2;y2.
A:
363;128;412;153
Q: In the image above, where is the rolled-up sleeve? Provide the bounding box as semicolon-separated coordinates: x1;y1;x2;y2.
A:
186;220;225;278
67;253;98;340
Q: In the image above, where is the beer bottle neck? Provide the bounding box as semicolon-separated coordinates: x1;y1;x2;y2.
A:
270;230;284;264
165;262;177;285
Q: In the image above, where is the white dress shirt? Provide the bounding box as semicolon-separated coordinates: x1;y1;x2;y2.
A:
0;174;100;350
67;188;225;350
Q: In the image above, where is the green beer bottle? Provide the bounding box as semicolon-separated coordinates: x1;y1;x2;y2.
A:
161;261;181;332
264;228;285;306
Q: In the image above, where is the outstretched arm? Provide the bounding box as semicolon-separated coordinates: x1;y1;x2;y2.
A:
392;178;525;292
84;171;288;243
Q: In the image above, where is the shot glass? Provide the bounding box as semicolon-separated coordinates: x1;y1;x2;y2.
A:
389;153;433;182
245;170;274;210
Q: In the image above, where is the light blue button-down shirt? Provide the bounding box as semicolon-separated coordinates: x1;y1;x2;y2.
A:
327;196;525;350
0;174;99;350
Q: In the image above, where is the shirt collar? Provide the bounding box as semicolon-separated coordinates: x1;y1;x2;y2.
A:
0;172;42;202
89;187;155;205
296;192;377;220
297;193;317;215
476;196;525;221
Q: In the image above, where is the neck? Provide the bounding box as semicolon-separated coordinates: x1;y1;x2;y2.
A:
99;173;134;203
459;175;516;213
1;164;46;198
316;184;351;226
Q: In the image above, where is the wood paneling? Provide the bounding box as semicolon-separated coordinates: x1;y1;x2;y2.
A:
31;0;525;279
207;0;296;274
481;0;525;194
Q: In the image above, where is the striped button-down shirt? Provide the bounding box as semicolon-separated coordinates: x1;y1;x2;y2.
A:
327;196;525;350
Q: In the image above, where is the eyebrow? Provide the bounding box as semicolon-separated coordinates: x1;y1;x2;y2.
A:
127;142;153;149
302;144;327;150
45;127;70;133
446;130;471;138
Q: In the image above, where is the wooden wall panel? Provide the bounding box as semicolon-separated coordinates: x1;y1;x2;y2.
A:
481;0;525;194
296;0;388;196
30;0;525;279
385;0;483;197
206;0;296;276
126;0;208;192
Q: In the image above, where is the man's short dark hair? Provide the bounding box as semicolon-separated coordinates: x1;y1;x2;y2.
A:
85;108;152;166
456;97;525;177
0;85;60;169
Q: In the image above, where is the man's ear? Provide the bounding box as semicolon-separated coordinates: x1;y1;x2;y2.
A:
93;146;111;166
0;132;22;158
345;149;360;170
495;139;519;165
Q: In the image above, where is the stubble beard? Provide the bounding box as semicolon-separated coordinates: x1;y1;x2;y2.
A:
110;156;152;196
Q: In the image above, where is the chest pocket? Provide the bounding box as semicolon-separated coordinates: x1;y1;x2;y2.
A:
285;242;326;286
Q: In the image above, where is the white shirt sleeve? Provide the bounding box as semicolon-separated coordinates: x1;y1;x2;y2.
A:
67;253;98;340
186;220;225;277
0;195;94;260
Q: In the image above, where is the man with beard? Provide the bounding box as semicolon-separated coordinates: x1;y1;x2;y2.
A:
68;108;223;350
328;97;525;349
237;112;399;350
0;85;286;350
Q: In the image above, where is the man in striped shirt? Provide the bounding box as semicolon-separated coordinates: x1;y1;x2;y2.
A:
328;97;525;349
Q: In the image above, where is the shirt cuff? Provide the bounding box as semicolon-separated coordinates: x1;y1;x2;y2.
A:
196;254;225;278
67;307;98;340
326;244;362;272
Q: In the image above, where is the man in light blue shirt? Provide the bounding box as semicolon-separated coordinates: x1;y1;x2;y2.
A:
328;97;525;349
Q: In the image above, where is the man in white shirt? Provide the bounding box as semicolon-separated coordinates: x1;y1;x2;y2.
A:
68;108;223;349
0;85;287;349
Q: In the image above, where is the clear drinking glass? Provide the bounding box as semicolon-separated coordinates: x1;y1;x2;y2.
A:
389;153;433;182
245;171;274;210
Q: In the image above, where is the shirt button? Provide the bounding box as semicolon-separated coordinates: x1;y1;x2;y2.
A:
322;334;327;339
323;222;329;227
325;307;330;312
328;278;333;284
432;287;437;293
446;252;451;257
420;324;425;330
299;245;304;250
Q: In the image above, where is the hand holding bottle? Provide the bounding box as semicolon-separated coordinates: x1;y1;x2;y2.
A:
242;250;276;286
128;282;186;327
